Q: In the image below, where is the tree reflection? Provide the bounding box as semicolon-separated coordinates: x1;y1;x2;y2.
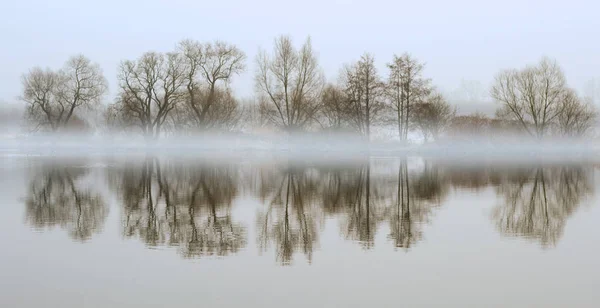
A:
257;167;320;265
492;166;593;247
339;165;386;249
103;158;600;263
113;158;246;258
388;161;448;250
25;162;107;241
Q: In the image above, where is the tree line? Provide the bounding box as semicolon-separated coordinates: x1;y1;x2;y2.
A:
18;35;598;141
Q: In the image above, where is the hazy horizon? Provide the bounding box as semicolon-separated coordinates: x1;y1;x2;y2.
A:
2;0;600;110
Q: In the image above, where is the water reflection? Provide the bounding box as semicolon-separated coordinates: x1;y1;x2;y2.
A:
257;167;321;265
492;166;593;247
110;158;247;258
20;157;597;264
24;161;107;241
388;161;447;250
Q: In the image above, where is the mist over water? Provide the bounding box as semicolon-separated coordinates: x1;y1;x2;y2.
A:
3;1;600;305
1;144;599;307
1;130;598;164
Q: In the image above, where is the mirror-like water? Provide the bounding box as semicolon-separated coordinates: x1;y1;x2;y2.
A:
1;155;599;307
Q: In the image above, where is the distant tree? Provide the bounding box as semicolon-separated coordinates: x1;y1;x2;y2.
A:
342;53;385;137
111;51;187;139
20;55;107;132
0;103;24;132
491;57;595;139
584;78;600;106
178;40;245;130
448;113;491;138
386;54;431;141
318;83;352;131
173;87;242;132
453;79;488;104
255;35;324;131
411;93;456;142
555;89;597;138
237;97;267;133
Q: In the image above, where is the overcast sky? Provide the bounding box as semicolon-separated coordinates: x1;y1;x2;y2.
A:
1;0;599;107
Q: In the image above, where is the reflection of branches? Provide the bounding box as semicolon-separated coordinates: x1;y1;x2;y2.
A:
257;169;320;265
113;159;246;258
388;162;418;249
342;166;384;249
25;164;107;241
316;161;447;251
388;161;447;250
492;166;593;247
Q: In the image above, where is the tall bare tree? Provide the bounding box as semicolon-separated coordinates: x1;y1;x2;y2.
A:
20;55;107;132
112;51;186;139
255;35;324;131
386;53;431;141
491;57;568;139
343;53;385;137
179;40;245;130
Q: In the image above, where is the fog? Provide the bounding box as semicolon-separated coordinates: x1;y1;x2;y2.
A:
0;131;596;167
2;0;600;105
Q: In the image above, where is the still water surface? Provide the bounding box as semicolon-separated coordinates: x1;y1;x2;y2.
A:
1;155;599;307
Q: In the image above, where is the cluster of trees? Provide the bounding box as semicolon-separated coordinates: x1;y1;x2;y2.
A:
18;36;597;141
491;58;597;139
23;158;592;262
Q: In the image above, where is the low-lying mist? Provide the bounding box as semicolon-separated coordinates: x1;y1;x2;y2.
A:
1;129;598;166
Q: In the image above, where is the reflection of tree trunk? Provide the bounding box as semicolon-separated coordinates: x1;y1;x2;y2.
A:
392;160;413;248
491;166;593;247
405;161;410;220
189;205;198;245
527;170;538;232
284;174;291;259
25;163;107;241
146;159;158;243
396;163;402;232
200;177;218;224
366;164;371;242
541;170;549;226
67;175;83;235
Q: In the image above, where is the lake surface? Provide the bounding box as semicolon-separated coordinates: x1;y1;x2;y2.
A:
1;154;599;307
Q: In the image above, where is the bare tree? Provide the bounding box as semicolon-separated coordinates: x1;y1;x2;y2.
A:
255;35;324;131
491;57;568;139
20;55;107;132
411;93;456;142
111;51;186;139
173;87;242;132
318;83;351;131
584;78;600;106
386;53;431;141
343;53;385;137
555;89;597;138
179;40;245;130
448;113;491;139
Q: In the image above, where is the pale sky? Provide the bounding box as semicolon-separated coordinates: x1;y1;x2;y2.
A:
1;0;599;108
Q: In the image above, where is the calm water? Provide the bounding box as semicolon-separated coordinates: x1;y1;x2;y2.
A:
1;155;599;307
